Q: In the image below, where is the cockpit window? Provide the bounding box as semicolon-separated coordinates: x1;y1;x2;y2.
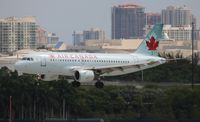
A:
21;57;34;61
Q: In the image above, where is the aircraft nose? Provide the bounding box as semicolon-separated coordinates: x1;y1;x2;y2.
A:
14;61;22;71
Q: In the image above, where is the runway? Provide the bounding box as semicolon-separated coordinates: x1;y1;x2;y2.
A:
81;81;199;88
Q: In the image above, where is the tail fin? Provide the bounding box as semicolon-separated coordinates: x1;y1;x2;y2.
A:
135;24;163;56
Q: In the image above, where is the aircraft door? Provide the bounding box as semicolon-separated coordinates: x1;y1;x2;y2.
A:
41;57;46;67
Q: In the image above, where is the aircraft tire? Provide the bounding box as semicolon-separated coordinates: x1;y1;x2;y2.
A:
95;81;104;88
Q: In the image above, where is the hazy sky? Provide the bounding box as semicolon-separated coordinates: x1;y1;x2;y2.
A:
0;0;199;44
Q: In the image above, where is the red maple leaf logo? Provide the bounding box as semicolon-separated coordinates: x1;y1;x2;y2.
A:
146;36;159;50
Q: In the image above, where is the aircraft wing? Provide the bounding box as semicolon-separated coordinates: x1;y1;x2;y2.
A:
70;61;158;75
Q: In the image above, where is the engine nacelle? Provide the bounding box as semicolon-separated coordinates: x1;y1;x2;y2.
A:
39;74;58;81
74;70;95;82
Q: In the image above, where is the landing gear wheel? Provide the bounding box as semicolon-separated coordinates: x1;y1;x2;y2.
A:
95;81;104;88
72;81;80;88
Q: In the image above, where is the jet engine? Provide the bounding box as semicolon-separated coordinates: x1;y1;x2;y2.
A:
74;70;95;82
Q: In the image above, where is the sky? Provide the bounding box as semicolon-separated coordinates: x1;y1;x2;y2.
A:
0;0;199;45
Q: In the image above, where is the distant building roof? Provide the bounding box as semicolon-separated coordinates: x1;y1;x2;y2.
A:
14;49;36;54
115;4;143;8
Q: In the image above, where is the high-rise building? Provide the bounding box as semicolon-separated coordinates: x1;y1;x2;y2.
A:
112;4;145;39
73;31;83;46
47;33;59;48
36;26;48;48
163;25;192;41
161;6;196;27
0;16;37;53
144;24;200;41
146;13;161;25
83;28;105;41
194;30;200;40
73;28;105;46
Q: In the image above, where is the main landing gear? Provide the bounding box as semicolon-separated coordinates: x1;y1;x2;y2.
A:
95;81;104;88
71;79;104;88
95;78;104;88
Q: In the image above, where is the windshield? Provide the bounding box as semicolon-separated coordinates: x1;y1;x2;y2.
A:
21;57;34;61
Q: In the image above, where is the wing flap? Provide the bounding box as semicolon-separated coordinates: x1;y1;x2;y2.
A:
69;60;159;75
85;63;146;74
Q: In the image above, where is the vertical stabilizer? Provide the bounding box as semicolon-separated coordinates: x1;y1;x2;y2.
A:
135;24;163;56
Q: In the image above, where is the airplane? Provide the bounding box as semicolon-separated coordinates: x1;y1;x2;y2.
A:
14;24;166;88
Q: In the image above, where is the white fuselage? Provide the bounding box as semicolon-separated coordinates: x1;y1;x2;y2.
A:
15;52;166;78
